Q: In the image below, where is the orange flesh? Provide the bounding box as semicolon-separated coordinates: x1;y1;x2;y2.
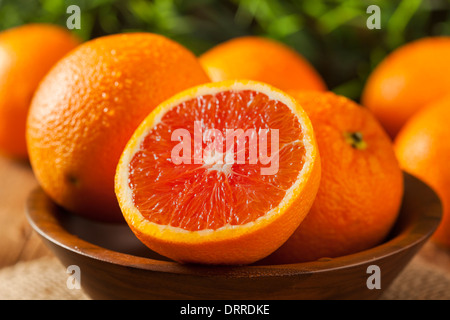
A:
128;90;305;231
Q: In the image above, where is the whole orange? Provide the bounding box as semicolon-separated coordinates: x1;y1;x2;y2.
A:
361;36;450;138
199;36;326;92
395;95;450;248
264;91;404;263
0;24;80;158
26;33;210;222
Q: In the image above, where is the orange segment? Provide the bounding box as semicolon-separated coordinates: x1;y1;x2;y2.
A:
129;90;306;231
115;80;321;265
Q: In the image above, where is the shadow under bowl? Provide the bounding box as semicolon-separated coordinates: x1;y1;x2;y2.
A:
26;173;442;300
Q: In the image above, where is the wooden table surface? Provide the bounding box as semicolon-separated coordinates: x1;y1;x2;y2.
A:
0;156;52;269
0;154;449;298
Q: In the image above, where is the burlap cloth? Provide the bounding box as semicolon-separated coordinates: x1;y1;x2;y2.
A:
0;252;449;300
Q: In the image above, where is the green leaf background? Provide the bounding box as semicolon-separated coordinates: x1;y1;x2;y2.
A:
1;0;449;101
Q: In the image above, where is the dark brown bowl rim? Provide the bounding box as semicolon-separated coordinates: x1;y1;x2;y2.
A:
26;172;442;278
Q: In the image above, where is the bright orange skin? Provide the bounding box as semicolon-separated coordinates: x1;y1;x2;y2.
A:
26;33;210;222
0;24;80;158
362;37;450;138
265;91;404;263
395;95;450;249
199;36;327;92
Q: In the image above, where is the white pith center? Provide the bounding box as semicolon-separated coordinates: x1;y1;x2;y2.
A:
203;147;234;175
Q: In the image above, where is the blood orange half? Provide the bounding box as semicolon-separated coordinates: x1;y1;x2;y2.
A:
115;80;321;265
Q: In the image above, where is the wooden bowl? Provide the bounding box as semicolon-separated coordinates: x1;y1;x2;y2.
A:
26;173;442;300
